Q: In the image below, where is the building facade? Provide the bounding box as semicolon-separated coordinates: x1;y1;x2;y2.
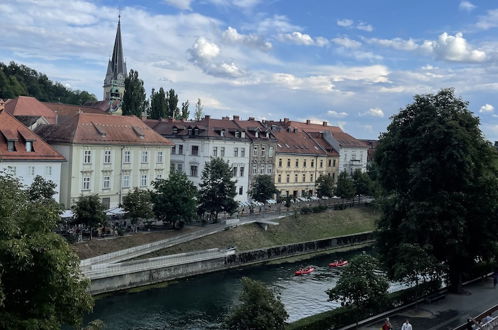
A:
36;113;172;209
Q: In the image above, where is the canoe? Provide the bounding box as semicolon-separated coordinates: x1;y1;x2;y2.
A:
329;260;348;267
295;266;315;276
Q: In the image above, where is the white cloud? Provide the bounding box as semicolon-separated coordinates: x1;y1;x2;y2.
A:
356;22;373;32
252;15;301;34
476;9;498;30
222;26;272;50
189;37;220;59
279;31;314;45
362;107;384;117
327;110;348;118
337;19;373;32
480;104;494;113
337;19;353;27
164;0;193;10
207;0;261;9
331;37;361;49
459;1;476;12
367;37;418;51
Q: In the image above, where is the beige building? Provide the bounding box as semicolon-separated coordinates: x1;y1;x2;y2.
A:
36;113;172;209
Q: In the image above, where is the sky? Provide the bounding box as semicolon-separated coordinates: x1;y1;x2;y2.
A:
2;0;498;141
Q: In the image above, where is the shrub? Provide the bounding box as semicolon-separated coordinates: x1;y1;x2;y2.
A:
312;205;327;213
300;207;312;215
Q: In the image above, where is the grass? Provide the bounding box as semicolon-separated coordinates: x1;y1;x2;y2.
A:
139;205;378;259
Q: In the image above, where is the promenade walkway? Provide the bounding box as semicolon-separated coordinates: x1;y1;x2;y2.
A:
359;278;498;330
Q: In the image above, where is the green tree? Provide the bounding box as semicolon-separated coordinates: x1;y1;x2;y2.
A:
181;100;190;120
198;158;238;222
72;195;106;240
335;171;355;200
149;87;167;119
225;277;288;330
375;88;498;292
122;188;153;231
122;69;147;117
327;255;388;315
27;175;57;201
166;88;179;119
0;173;93;329
152;171;198;228
315;174;335;198
249;175;278;203
194;98;203;121
352;169;373;202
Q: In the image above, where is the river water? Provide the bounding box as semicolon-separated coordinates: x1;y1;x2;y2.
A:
85;248;382;329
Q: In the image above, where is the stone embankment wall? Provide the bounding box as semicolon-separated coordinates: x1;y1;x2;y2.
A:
87;231;374;295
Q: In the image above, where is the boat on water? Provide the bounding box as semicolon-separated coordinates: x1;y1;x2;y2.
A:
329;260;348;267
294;266;315;276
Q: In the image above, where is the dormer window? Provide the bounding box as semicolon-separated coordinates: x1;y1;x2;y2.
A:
241;132;246;138
25;141;33;152
173;127;178;134
220;130;225;137
188;128;192;135
255;131;259;138
7;141;15;152
235;131;240;138
194;128;199;135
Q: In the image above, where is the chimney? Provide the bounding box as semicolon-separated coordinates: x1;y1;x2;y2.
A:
204;115;210;120
233;115;239;120
322;121;328;127
222;116;229;120
306;119;310;125
283;118;289;123
248;117;255;121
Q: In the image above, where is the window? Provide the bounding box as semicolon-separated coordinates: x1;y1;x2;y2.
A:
328;159;332;167
239;186;243;195
295;159;299;167
170;163;175;173
234;147;238;157
83;150;92;164
173;127;178;134
103;176;111;190
190;165;198;177
177;163;183;172
7;141;15;151
221;147;225;157
191;146;199;156
259;166;265;174
157;151;163;163
213;147;218;157
278;174;281;183
45;166;52;176
311;159;315;167
253;146;258;156
269;146;274;157
261;146;265;156
332;173;336;180
25;141;33;152
278;159;282;167
123;175;130;188
28;166;35;176
302;174;306;182
124;150;131;163
82;176;91;190
286;174;290;183
101;198;110;210
172;145;176;154
104;150;112;164
233;167;237;177
252;164;257;174
140;174;148;187
310;174;314;182
320;159;323;168
267;165;272;174
9;166;16;175
240;167;245;177
287;159;291;167
304;159;307;167
156;174;162;180
178;145;184;155
333;159;336;167
295;174;298;182
141;151;148;163
241;148;246;157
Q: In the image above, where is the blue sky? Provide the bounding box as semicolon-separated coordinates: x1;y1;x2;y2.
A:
1;0;498;141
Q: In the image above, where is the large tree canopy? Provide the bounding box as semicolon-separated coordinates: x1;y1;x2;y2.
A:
122;69;147;117
249;175;278;203
375;88;498;292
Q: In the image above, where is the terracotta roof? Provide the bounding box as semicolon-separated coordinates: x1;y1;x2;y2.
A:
4;96;57;124
35;113;173;146
44;102;108;118
271;127;327;156
306;131;339;157
0;111;65;161
268;119;367;148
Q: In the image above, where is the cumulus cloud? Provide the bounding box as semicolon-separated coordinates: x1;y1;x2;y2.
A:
327;110;348;118
164;0;193;10
331;37;361;49
337;19;353;27
222;26;272;50
459;1;476;12
476;9;498;30
278;31;329;47
480;104;494;113
252;15;301;34
337;19;373;32
362;107;384;117
356;22;373;32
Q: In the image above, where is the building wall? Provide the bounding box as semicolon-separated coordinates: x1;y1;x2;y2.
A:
0;161;63;202
248;140;277;192
338;147;368;174
169;137;251;202
54;143;171;209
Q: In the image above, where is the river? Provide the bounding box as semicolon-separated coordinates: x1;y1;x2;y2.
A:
84;247;390;329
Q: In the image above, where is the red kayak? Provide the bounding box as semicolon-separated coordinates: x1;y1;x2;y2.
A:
329;260;348;267
295;266;315;276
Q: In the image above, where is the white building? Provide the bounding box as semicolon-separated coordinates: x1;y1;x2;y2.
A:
0;110;65;201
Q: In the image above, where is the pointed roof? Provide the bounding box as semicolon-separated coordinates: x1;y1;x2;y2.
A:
4;96;57;124
104;17;127;85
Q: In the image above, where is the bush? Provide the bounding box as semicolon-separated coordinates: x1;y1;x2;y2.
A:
300;207;312;215
312;205;327;213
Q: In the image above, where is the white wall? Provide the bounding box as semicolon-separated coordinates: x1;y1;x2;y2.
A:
338;147;368;174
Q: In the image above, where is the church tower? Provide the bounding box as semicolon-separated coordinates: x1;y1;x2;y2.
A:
103;16;127;115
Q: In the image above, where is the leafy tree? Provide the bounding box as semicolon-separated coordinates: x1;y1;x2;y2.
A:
122;69;147;117
72;195;106;240
149;87;168;119
194;98;204;121
166;88;179;119
327;255;388;314
315;174;335;198
198;158;238;222
152;171;198;228
335;171;355;200
352;169;373;202
122;188;153;230
375;88;498;292
225;277;288;330
0;173;93;329
250;175;278;203
181;100;190;120
27;175;57;201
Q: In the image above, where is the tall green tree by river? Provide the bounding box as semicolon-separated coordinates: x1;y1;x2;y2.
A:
375;88;498;292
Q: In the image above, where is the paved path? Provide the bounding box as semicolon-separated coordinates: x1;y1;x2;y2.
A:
80;212;287;268
359;278;498;330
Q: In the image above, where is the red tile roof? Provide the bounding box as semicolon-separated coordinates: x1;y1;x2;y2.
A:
271;128;328;156
4;96;57;124
306;131;339;157
44;102;108;118
0;111;65;161
36;113;173;146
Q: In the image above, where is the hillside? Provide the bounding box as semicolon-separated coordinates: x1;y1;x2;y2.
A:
0;61;97;105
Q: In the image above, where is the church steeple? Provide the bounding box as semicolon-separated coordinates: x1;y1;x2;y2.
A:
103;15;127;114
